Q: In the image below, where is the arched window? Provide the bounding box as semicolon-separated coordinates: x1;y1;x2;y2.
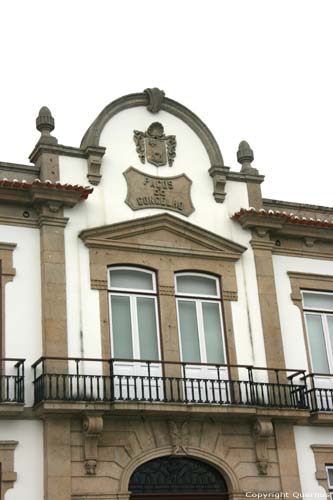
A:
108;267;160;360
175;273;226;365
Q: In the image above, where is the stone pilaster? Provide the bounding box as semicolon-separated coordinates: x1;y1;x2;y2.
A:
38;207;68;359
44;418;72;500
275;423;301;494
0;243;16;358
251;236;286;375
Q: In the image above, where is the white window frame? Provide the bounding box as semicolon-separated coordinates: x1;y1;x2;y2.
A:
175;272;226;365
108;267;161;361
302;290;333;374
326;465;333;498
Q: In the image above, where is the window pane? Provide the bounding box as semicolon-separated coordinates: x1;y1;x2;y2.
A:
328;466;333;487
202;302;225;364
303;292;333;310
137;297;159;360
327;316;333;362
177;275;217;296
178;300;201;363
109;269;154;291
111;295;133;358
305;314;329;373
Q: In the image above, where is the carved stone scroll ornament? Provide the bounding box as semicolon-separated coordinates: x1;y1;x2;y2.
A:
252;418;274;475
169;420;189;455
82;415;103;475
134;122;176;167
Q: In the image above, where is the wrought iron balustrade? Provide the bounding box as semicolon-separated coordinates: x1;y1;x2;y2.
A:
303;372;333;412
32;356;307;410
0;358;25;403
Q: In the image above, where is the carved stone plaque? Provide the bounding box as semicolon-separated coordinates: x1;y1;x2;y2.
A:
124;167;195;217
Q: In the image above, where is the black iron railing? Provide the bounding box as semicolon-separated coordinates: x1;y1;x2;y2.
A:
0;358;25;403
303;372;333;412
32;357;307;409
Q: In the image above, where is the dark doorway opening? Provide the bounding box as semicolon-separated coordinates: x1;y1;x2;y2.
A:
129;456;229;500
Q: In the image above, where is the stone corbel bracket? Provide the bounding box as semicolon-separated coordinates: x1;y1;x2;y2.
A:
83;415;104;475
83;146;106;186
252;418;273;475
208;166;230;203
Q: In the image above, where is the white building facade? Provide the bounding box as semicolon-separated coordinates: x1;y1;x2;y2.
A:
0;88;333;500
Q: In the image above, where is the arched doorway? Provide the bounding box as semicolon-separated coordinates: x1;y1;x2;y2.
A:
129;456;229;500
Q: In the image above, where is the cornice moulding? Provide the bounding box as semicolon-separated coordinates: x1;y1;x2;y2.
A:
0;180;93;208
29;143;106;163
273;246;333;261
226;171;265;184
0;161;40;176
80;213;247;261
287;271;333;282
233;210;333;243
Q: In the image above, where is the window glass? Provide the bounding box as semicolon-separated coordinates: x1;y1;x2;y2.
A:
111;295;133;358
177;275;217;296
109;269;154;291
303;292;333;310
202;302;225;364
137;297;159;360
306;313;329;373
327;466;333;487
328;317;333;359
178;300;201;363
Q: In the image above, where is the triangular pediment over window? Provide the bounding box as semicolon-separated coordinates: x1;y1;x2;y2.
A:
79;213;246;261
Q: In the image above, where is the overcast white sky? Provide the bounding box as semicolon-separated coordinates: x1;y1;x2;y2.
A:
0;1;332;207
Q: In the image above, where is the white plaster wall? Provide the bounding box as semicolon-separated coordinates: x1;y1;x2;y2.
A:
0;226;42;406
272;255;333;372
294;425;333;497
59;107;265;371
0;420;43;500
64;213;101;364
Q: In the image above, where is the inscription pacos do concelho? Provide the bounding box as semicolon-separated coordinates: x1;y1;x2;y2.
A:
123;167;195;217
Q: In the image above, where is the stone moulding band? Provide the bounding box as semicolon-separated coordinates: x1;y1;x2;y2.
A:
80;92;224;171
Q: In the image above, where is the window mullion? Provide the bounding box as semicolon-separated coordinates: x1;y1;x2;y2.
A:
323;314;333;373
131;295;140;359
197;301;207;364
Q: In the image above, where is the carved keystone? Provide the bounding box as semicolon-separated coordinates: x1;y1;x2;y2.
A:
169;420;189;455
144;87;165;113
83;415;103;475
252;418;273;475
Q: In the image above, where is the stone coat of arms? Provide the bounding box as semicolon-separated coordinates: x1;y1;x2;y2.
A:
133;122;176;167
